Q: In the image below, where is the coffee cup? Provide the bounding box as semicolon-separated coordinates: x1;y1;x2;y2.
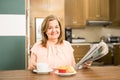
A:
36;63;49;72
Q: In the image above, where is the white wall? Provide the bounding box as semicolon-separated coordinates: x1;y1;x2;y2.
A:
72;26;120;42
0;14;26;36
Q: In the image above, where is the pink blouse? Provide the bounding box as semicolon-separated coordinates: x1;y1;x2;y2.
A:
29;40;76;69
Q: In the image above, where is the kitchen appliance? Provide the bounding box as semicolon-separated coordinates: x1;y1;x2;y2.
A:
72;37;86;43
65;27;72;43
107;36;120;43
87;20;112;26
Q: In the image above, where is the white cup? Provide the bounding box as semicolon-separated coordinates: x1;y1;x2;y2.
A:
36;63;49;72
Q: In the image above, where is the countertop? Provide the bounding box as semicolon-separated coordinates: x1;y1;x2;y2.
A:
0;66;120;80
71;42;120;45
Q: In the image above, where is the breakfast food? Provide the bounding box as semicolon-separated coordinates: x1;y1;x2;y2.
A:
66;65;75;73
58;66;67;73
58;65;75;73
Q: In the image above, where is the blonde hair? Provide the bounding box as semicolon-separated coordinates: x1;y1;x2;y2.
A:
41;15;64;47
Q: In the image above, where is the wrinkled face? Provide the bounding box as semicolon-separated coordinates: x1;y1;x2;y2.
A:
46;20;60;40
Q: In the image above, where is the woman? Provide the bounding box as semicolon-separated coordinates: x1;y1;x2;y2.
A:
28;15;91;70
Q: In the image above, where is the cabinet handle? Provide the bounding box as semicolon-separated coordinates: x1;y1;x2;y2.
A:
73;21;77;24
96;0;101;18
96;15;100;18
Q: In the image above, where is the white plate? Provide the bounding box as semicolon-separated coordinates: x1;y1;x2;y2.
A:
54;70;77;76
33;69;53;74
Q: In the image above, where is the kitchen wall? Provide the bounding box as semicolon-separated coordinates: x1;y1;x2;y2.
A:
72;26;120;42
0;0;26;70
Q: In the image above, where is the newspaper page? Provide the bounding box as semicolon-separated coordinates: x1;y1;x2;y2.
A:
76;40;109;69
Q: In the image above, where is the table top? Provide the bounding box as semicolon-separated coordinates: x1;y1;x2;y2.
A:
0;66;120;80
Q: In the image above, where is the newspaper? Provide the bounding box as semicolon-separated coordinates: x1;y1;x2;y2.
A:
76;40;109;69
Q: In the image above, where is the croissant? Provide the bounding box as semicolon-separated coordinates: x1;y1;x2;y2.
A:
58;65;75;73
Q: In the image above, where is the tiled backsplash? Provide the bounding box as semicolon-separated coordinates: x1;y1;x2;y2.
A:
72;26;120;42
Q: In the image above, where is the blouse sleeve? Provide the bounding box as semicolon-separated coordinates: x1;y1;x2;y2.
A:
64;40;74;52
28;42;40;69
64;40;76;66
30;41;42;55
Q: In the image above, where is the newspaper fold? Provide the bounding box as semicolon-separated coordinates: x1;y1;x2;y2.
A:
76;40;109;69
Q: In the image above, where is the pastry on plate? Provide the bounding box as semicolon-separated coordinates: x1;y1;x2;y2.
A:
58;65;75;73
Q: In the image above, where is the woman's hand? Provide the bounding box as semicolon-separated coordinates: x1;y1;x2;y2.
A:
28;63;36;70
28;53;37;70
82;61;92;69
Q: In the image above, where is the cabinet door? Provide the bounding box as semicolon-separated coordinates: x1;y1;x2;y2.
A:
86;0;109;20
114;45;120;65
31;0;64;17
110;0;120;26
98;48;113;65
49;0;64;18
65;0;86;28
49;0;65;27
30;0;49;17
72;45;90;63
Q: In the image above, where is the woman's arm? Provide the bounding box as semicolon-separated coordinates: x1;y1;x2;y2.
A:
28;53;37;70
82;61;93;69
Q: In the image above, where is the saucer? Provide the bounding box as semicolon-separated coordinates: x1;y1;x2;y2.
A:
33;68;53;74
54;70;77;76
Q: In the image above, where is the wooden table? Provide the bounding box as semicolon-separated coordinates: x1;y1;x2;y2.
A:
0;66;120;80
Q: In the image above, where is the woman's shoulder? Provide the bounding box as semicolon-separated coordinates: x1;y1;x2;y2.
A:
63;40;71;45
31;40;43;50
33;40;42;46
61;40;74;52
30;40;46;55
62;40;73;48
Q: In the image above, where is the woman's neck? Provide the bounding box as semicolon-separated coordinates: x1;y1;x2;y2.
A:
47;39;58;45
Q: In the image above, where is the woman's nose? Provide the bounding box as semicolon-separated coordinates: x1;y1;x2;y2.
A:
52;28;56;32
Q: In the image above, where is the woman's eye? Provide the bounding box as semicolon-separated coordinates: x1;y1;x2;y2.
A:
55;26;59;28
48;27;52;29
47;25;59;30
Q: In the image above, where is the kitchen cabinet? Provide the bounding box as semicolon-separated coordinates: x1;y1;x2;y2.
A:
30;0;64;18
97;47;113;65
49;0;64;18
110;0;120;26
96;44;120;66
65;0;86;28
85;0;109;21
72;45;90;63
113;44;120;65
